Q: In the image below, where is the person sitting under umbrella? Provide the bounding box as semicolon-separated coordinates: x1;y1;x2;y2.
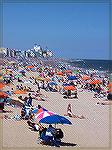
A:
41;124;60;147
64;104;85;119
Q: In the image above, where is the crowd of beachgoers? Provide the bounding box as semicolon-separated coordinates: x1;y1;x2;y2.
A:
0;58;112;147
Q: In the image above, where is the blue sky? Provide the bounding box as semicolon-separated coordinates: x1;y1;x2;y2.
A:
3;3;109;60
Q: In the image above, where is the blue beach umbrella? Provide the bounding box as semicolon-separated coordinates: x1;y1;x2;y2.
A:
49;82;57;86
63;83;70;86
39;114;72;125
19;70;26;73
68;75;77;80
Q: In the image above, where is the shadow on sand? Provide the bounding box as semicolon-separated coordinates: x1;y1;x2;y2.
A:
60;142;77;147
0;110;13;113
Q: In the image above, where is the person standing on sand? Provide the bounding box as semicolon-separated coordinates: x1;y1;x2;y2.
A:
27;93;33;106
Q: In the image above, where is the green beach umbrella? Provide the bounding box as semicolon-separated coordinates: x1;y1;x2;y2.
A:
15;74;23;78
73;70;80;74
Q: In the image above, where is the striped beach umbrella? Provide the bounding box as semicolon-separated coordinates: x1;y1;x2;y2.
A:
34;111;56;122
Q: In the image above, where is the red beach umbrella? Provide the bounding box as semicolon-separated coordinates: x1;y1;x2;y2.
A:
0;82;5;89
26;65;34;69
81;75;90;81
57;72;63;75
64;70;72;73
64;85;77;91
89;79;102;85
35;111;55;122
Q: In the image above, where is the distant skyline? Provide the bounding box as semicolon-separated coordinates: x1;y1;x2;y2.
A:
2;2;110;60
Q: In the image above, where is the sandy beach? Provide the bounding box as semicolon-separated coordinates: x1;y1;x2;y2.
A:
1;68;111;149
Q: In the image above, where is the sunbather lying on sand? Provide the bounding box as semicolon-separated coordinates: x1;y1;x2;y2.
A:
96;101;112;105
64;103;85;119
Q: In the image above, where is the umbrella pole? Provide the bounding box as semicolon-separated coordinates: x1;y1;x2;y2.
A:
55;124;56;128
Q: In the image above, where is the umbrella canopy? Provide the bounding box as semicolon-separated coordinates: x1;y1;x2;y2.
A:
68;75;77;80
64;85;77;91
57;72;63;75
14;90;27;94
89;79;102;85
19;70;26;73
81;75;90;81
26;65;34;69
35;111;55;122
73;70;80;74
63;83;70;86
64;70;72;74
15;74;23;78
0;82;5;89
39;114;72;125
49;81;57;86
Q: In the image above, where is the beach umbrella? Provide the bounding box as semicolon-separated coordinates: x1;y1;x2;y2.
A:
19;70;26;73
39;114;72;125
63;83;70;86
35;111;56;122
14;90;27;94
81;75;90;81
26;65;34;69
57;72;63;76
0;82;5;89
89;79;102;85
64;70;72;74
68;75;77;80
15;74;23;78
73;70;79;74
49;81;57;86
64;85;77;91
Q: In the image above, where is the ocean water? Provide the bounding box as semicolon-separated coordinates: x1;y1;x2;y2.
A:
68;59;112;72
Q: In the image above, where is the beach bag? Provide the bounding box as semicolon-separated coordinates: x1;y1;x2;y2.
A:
56;129;64;139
